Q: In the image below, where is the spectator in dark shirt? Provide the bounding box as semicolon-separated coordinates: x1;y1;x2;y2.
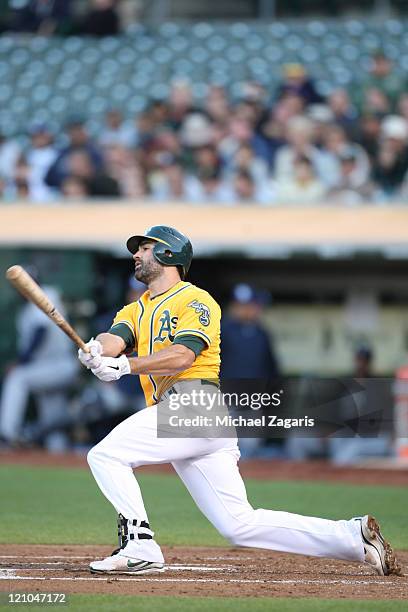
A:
9;0;73;35
328;345;392;464
221;284;280;457
328;89;359;137
357;51;406;113
356;114;382;162
277;64;324;107
66;150;120;197
221;284;280;379
253;108;287;170
372;115;408;198
81;0;119;37
45;117;104;190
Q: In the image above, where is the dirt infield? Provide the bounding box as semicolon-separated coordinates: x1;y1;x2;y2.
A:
1;450;408;487
0;545;406;600
1;452;407;600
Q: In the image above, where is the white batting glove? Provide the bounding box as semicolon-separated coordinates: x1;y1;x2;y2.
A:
91;355;131;382
78;338;103;370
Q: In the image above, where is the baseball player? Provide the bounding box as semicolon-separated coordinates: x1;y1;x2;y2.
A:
1;280;78;450
78;225;400;576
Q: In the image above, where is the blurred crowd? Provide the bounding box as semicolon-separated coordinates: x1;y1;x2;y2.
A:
1;51;408;204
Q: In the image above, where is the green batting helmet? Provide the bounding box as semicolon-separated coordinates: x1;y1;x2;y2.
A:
127;225;193;279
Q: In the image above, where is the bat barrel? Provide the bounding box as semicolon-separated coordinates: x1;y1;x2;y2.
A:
6;265;24;282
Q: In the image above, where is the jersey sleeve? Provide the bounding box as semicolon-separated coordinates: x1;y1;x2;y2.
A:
173;334;207;356
109;303;137;351
174;292;221;348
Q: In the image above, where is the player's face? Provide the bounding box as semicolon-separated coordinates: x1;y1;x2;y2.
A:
133;241;163;284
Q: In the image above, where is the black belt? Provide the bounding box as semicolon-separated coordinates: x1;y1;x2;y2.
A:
168;379;220;395
200;379;220;389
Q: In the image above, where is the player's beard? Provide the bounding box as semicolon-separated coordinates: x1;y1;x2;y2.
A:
134;257;163;284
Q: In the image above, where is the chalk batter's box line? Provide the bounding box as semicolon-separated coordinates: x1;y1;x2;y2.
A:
0;565;231;572
1;576;403;586
0;573;404;586
0;555;255;561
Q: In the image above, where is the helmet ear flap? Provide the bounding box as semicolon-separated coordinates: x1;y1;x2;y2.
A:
152;242;176;269
152;243;185;279
128;226;192;278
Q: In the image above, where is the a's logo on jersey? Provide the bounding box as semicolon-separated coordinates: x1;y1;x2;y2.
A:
188;300;210;327
154;309;178;342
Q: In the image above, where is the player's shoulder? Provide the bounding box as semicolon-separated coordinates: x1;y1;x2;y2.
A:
116;295;146;317
182;283;220;311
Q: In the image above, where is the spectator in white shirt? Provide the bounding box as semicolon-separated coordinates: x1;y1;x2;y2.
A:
0;133;21;182
98;109;137;149
25;124;58;202
275;155;326;204
274;115;337;187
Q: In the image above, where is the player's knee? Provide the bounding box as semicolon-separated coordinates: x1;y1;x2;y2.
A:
87;441;120;469
87;444;104;468
217;521;243;545
217;512;255;546
86;446;96;468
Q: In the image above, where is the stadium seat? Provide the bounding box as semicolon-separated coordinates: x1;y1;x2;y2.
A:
1;21;408;133
192;22;214;39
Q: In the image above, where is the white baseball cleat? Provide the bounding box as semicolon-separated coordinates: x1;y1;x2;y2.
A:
357;515;401;576
90;549;165;575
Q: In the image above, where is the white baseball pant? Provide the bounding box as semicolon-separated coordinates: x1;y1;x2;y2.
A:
87;382;364;564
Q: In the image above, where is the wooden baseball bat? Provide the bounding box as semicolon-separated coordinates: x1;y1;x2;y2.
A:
6;265;89;353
